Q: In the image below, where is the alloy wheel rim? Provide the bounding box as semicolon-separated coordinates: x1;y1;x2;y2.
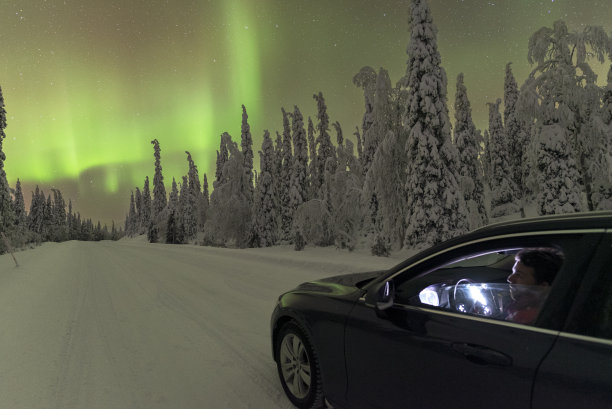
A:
279;333;312;399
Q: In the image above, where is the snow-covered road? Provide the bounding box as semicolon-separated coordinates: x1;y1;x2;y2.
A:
0;239;399;409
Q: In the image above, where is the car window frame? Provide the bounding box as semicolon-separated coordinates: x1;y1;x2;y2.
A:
383;230;604;331
561;230;612;344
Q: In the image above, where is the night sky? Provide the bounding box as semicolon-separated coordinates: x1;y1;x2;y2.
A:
1;0;611;225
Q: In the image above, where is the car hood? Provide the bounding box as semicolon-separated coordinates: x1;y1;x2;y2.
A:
294;270;387;295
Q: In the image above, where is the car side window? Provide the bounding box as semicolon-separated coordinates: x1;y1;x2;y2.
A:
598;283;612;339
394;247;565;326
565;242;612;340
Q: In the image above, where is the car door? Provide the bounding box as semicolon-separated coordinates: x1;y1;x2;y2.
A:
532;231;612;409
343;231;602;409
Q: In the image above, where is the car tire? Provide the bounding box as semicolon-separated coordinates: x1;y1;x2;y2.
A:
275;321;324;409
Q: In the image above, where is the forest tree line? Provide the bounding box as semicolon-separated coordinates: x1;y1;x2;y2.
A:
0;86;122;254
124;1;612;255
1;0;611;256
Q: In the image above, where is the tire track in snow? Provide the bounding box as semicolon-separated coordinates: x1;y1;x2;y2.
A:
151;284;288;408
99;241;295;407
52;247;90;409
90;246;144;409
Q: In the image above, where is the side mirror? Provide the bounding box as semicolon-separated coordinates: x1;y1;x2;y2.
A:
365;280;395;313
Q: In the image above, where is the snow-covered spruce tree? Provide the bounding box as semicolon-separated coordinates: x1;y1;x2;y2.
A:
134;187;143;233
215;134;229;185
481;129;492;187
307;117;318;199
289;106;308;225
279;108;294;241
520;123;540;202
334;122;347;171
66;200;72;235
28;186;44;236
167;177;179;214
313;92;336;194
166;209;184;244
199;173;209;230
241;105;254;204
537;123;583;214
595;65;612;209
94;221;103;241
454;73;488;229
147;220;159;243
293;198;332;248
52;189;65;223
294;111;346;249
400;0;467;249
519;20;611;211
252;130;278;247
41;194;53;241
0;85;14;232
390;82;409;149
80;217;92;241
150;139;167;222
185;152;202;226
602;65;612;127
488;99;520;218
372;68;393;146
111;221;118;240
353;126;363;161
177;175;192;241
319;158;337;247
51;189;67;241
13;179;26;229
274;130;283;207
504;63;528;212
142;176;152;233
342;139;361;178
503;62;519;130
183;152;200;239
68;199;79;240
363;129;406;254
578;79;610;210
158;177;179;240
333;121;343;147
353;66;377;175
204;133;251;247
362;67;394;242
326;160;362;251
127;191;137;237
202;174;210;207
73;213;82;240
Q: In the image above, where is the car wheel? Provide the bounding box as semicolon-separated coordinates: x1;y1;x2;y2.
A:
275;321;324;409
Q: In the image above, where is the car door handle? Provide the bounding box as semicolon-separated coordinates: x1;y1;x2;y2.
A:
451;343;513;367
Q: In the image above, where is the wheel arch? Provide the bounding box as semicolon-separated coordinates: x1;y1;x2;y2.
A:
272;311;315;361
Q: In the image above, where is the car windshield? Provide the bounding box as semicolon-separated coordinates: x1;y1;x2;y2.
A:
0;0;609;408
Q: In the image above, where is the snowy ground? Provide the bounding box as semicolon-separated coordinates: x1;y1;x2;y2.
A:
0;239;402;409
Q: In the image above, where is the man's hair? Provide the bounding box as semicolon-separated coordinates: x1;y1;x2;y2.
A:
516;247;564;285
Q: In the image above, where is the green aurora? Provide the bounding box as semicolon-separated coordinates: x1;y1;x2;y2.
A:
1;0;611;224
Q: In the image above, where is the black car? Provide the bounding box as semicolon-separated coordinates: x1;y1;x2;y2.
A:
270;212;612;409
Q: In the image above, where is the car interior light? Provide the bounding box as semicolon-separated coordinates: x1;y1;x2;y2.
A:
468;285;488;306
419;288;440;306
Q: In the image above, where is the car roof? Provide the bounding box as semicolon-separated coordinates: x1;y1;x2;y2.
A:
381;211;612;280
471;211;612;236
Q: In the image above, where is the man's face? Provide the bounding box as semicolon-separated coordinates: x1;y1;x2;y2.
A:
507;260;538;286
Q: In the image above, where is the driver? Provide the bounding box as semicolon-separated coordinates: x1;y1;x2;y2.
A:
505;247;564;324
